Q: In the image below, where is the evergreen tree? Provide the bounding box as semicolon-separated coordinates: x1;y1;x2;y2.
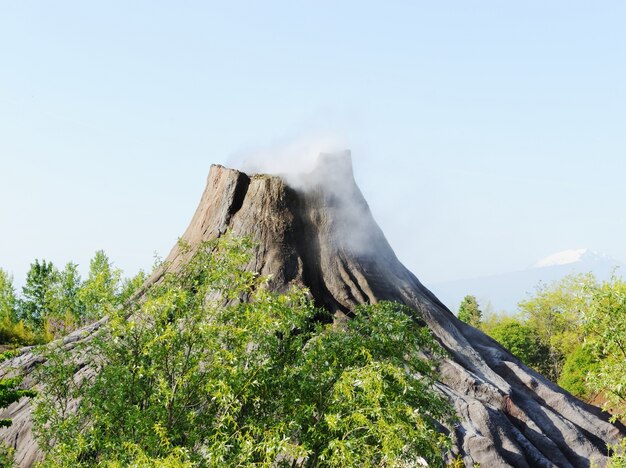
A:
458;295;482;327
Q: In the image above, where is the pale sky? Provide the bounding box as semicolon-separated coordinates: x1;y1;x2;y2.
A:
1;1;625;289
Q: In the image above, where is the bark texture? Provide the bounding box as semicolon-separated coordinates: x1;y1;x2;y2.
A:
1;152;624;467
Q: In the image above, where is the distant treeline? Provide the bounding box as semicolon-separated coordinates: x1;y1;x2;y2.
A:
457;273;626;424
0;252;148;346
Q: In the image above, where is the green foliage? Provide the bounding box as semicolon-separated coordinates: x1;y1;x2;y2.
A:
78;250;122;321
558;344;599;401
0;252;146;346
34;235;453;467
480;274;596;396
287;300;452;467
19;259;57;327
518;274;594;382
0;269;17;322
14;259;87;341
53;263;83;318
607;436;626;467
482;274;598;390
457;295;482;327
118;269;148;305
0;443;15;468
484;273;626;418
0;313;38;346
581;276;626;421
43;262;84;338
484;316;550;375
0;269;38;346
0;352;36;467
0;376;36;428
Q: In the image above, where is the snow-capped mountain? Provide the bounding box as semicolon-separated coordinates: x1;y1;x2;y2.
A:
429;249;623;315
532;248;613;269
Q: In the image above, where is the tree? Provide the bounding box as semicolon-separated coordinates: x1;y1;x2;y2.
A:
34;236;453;467
18;260;57;327
486;273;626;416
0;269;38;346
581;276;626;421
118;269;147;305
78;250;121;322
557;344;599;401
458;295;482;327
518;274;594;382
484;316;551;376
45;262;84;338
0;269;17;322
56;263;83;317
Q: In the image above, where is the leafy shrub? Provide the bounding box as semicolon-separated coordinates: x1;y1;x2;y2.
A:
34;235;454;467
558;344;599;401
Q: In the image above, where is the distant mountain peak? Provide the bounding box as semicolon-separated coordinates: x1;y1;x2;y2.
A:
533;248;589;268
532;248;615;269
431;248;623;317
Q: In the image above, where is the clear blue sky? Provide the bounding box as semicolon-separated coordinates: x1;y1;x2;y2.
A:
1;1;625;289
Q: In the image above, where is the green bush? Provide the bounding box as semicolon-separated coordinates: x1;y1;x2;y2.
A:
558;344;599;401
485;317;551;376
0;313;39;347
34;235;454;467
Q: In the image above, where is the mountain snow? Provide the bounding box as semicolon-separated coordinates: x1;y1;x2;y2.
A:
532;248;611;269
533;248;589;268
429;248;623;315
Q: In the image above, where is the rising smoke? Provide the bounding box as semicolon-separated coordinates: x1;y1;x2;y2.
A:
228;134;348;189
228;135;381;256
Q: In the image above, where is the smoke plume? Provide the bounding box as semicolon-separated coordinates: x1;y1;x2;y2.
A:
228;134;347;188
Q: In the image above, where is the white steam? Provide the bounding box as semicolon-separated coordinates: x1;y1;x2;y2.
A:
228;134;348;187
228;134;381;256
